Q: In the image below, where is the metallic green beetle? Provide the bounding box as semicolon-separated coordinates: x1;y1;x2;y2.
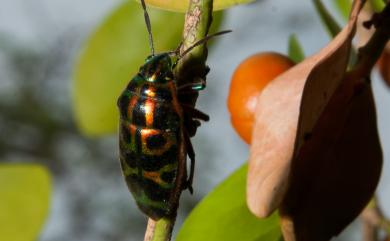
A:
118;0;229;220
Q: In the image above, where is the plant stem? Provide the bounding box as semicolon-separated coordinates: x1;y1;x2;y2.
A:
144;218;175;241
143;0;214;240
174;0;213;108
360;196;390;241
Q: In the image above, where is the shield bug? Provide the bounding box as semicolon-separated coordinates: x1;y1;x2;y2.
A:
117;0;230;220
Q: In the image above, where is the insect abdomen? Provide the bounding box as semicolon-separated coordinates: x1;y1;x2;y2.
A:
118;82;183;219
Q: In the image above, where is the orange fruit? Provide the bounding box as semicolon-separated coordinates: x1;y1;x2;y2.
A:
227;52;295;144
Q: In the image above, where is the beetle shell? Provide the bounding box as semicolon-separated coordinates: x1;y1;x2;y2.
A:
118;55;186;219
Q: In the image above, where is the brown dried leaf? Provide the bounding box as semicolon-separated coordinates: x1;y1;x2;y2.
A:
280;76;382;241
356;4;376;48
355;5;390;87
247;0;366;218
378;48;390;87
355;4;390;50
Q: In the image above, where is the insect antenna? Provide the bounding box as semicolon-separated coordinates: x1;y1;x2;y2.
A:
178;30;232;59
140;0;155;55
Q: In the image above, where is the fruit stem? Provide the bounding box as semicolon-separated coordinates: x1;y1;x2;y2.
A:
350;2;390;78
143;0;214;240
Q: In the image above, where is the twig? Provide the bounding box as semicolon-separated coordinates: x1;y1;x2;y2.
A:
143;0;214;240
360;197;390;241
174;0;214;108
144;218;174;241
280;215;296;241
361;199;379;241
362;222;377;241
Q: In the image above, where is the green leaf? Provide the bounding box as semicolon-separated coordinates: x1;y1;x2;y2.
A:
0;164;51;241
140;0;255;12
177;164;281;241
369;0;386;12
288;34;305;63
73;1;224;136
333;0;352;20
313;0;342;37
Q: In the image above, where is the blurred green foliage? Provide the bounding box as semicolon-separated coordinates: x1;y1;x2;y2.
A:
288;34;305;63
333;0;352;20
176;164;281;241
369;0;386;12
0;164;51;241
333;0;386;21
314;0;342;37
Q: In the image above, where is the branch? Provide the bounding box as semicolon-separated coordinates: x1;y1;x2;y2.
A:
144;218;174;241
360;197;390;241
143;0;214;240
361;199;379;241
174;0;213;107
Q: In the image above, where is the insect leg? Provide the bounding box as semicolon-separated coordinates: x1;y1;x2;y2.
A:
177;78;206;92
181;104;210;121
183;117;201;137
183;130;195;194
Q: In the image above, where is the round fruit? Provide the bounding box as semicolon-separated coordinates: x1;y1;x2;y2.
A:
227;52;295;144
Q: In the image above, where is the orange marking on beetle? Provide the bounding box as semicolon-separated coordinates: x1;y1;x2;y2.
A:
141;128;160;137
128;124;137;148
127;95;138;119
143;171;164;185
140;129;175;156
144;99;155;127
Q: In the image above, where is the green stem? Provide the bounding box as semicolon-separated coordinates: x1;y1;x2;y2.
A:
144;218;174;241
180;0;213;62
143;0;214;240
174;0;213;107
